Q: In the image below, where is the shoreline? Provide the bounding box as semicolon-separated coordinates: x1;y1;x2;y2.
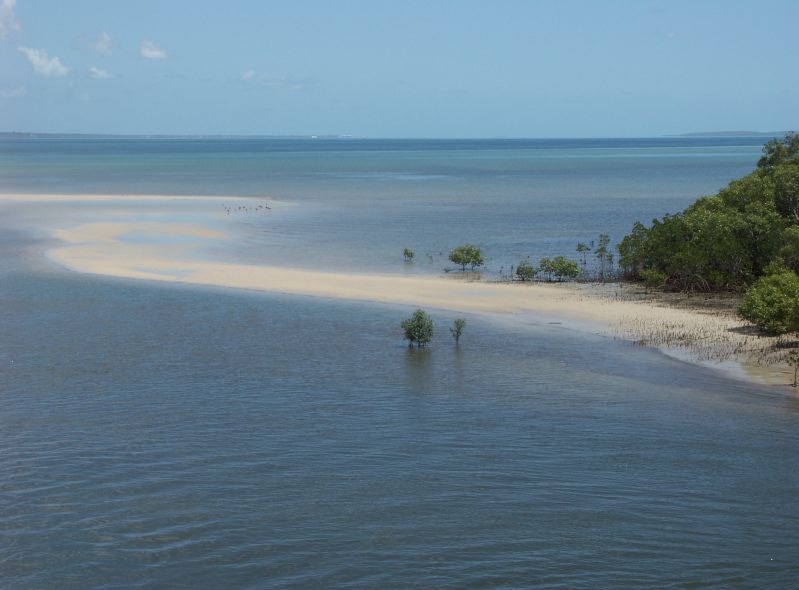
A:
3;193;794;389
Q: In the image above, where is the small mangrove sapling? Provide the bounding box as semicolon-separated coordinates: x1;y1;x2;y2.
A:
450;318;466;344
790;350;799;388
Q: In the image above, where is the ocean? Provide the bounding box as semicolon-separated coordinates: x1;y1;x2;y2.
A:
2;137;798;588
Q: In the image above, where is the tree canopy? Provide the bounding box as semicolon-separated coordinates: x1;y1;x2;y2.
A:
539;256;580;282
739;269;799;335
516;260;537;281
618;133;798;292
617;133;799;334
401;309;434;347
449;244;484;271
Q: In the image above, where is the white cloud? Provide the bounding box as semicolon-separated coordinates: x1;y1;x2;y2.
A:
0;84;25;98
90;31;113;55
89;66;112;79
241;69;256;81
0;0;20;40
140;40;167;59
18;46;69;77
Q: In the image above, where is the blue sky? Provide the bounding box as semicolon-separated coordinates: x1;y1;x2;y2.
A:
0;0;796;137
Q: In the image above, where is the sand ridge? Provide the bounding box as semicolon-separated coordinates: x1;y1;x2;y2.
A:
5;193;792;388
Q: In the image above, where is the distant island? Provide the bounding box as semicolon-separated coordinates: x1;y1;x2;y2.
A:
669;130;792;137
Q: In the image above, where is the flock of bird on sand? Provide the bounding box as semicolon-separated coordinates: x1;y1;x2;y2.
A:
221;202;271;215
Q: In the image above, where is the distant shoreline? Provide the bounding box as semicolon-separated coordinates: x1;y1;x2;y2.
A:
0;131;790;140
667;131;791;138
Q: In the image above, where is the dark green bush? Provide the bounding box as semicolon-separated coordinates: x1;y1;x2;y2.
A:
401;309;434;347
739;270;799;335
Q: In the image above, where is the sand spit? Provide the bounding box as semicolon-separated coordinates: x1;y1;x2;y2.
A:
0;193;253;203
3;193;794;388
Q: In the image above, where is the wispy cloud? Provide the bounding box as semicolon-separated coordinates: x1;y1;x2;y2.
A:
18;46;69;77
89;66;112;79
0;84;25;98
0;0;20;40
240;69;315;91
140;40;167;59
90;31;113;55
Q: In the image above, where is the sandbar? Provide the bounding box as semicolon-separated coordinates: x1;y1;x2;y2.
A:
2;193;793;388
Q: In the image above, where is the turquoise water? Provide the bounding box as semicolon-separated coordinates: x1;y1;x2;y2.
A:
0;137;763;274
3;138;799;588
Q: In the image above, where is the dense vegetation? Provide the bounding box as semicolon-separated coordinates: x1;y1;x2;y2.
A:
617;133;799;333
401;309;434;347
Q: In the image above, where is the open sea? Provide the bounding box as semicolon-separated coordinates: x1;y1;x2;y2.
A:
2;137;798;588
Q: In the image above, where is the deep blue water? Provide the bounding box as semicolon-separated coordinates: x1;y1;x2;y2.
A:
2;137;798;588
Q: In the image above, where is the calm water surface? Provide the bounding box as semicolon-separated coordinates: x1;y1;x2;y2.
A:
0;136;765;273
2;138;798;588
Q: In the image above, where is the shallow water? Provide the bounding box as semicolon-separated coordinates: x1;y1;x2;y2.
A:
1;137;763;275
2;138;798;588
2;253;799;588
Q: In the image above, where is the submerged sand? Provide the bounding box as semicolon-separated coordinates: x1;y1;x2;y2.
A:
3;193;795;388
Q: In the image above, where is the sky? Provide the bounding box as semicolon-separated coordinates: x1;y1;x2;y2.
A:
0;0;796;137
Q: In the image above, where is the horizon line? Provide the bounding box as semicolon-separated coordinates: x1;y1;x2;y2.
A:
0;130;792;140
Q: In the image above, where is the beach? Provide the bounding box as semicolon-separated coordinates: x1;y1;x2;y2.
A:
5;193;792;388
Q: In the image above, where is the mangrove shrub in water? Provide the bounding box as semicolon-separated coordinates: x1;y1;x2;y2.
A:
401;309;434;348
449;244;484;271
450;318;466;344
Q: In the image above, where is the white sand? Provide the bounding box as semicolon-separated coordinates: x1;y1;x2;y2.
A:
0;193;251;203
3;193;792;388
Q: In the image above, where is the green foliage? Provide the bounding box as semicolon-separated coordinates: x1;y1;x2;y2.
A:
538;257;555;281
576;241;591;267
717;172;775;212
552;256;580;281
617;221;649;278
515;260;537;281
778;226;799;272
539;256;579;282
772;163;799;223
757;132;799;170
739;271;799;335
449;244;484;271
403;247;414;262
640;268;666;288
594;234;614;280
401;309;434;348
618;134;798;292
450;318;466;344
763;257;790;276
